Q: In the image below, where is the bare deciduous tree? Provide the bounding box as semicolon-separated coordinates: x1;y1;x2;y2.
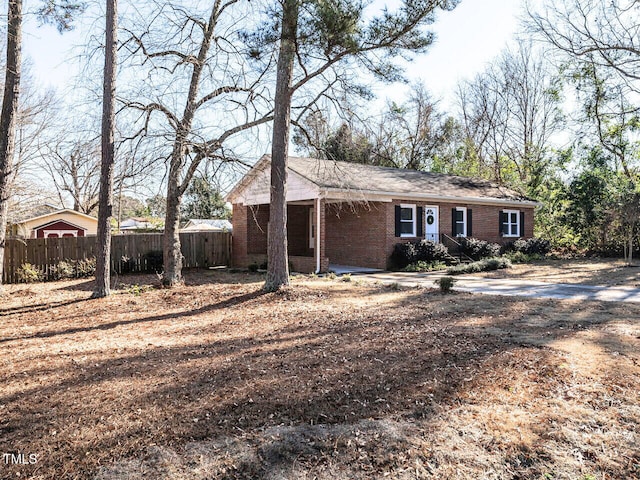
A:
457;42;563;194
0;0;84;293
42;138;101;213
120;0;275;286
527;0;640;92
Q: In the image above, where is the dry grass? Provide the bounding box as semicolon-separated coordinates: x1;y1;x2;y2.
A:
0;270;639;479
476;258;640;287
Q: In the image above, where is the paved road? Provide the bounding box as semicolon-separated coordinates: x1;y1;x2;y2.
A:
359;271;640;303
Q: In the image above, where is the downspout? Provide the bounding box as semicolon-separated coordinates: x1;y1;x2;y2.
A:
315;196;321;273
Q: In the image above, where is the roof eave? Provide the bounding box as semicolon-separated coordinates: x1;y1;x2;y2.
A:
319;188;541;207
226;154;272;204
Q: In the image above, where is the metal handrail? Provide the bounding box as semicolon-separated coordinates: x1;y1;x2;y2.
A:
441;233;475;263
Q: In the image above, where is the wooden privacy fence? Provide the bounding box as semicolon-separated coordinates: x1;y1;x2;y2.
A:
2;231;232;284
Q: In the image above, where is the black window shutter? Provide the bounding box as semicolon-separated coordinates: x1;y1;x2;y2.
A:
417;206;423;237
452;208;457;236
395;205;401;237
467;209;473;237
499;210;505;236
520;211;525;237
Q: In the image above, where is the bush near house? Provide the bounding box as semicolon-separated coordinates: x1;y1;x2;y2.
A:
391;240;450;269
403;261;447;272
502;237;551;256
504;251;544;264
459;237;501;260
447;257;512;275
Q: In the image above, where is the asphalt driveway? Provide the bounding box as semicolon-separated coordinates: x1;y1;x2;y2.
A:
359;271;640;303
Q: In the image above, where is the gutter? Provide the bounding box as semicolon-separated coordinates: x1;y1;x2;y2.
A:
319;188;541;208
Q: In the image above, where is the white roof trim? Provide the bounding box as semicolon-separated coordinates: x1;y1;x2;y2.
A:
319;188;541;207
226;154;270;203
34;219;87;231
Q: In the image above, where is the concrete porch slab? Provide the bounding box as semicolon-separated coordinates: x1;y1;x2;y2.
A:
329;264;384;275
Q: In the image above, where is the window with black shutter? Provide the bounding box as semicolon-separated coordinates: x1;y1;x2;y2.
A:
452;207;467;237
396;204;417;237
502;209;520;237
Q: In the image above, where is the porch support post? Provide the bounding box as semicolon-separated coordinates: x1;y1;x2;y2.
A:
315;197;321;273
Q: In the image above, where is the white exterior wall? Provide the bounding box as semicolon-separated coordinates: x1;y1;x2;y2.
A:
235;167;319;205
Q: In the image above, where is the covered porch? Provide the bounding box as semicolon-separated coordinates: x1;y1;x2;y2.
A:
235;197;388;274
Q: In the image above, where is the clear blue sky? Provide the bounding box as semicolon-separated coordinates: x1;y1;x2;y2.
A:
22;0;531;108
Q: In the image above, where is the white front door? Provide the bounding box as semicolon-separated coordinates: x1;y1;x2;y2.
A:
425;206;439;242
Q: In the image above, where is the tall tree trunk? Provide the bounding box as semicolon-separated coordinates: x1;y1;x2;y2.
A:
93;0;118;298
0;0;22;294
160;4;217;287
264;0;298;292
163;159;183;286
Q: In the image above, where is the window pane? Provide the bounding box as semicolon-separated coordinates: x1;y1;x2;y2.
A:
400;207;413;221
455;210;464;222
510;212;517;223
401;222;414;234
511;224;518;235
456;222;464;235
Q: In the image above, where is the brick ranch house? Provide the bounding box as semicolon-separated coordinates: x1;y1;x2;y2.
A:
228;155;538;273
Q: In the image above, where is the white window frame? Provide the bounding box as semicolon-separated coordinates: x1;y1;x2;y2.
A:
503;209;520;237
309;207;315;249
400;204;417;237
455;207;467;238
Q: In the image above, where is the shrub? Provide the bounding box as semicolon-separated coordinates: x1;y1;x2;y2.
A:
16;263;44;283
142;250;163;273
504;251;543;264
523;237;551;256
434;276;456;293
50;260;75;280
460;237;501;260
390;242;418;269
124;283;153;296
403;261;447;272
75;257;96;278
248;262;259;272
502;237;551;256
391;240;449;269
447;257;511;275
415;240;450;262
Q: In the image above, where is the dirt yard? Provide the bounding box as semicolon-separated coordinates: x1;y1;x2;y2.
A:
0;270;639;479
477;258;640;287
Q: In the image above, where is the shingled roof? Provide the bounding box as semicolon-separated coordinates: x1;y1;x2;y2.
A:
287;156;533;203
228;155;538;206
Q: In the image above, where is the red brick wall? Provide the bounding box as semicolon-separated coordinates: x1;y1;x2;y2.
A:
246;204;269;254
288;205;312;256
383;200;535;267
234;199;535;270
232;203;248;267
232;203;323;271
325;202;388;269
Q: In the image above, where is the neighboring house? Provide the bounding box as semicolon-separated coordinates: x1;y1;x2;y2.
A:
228;155;539;273
8;208;98;239
119;217;164;233
181;219;232;232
